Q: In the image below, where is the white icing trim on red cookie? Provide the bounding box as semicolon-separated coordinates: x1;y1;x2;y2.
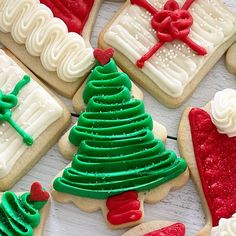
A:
104;0;236;97
211;213;236;236
210;89;236;137
0;0;95;82
0;49;63;178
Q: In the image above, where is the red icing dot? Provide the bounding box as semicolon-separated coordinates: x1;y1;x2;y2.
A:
40;0;94;35
144;223;185;236
189;108;236;226
106;191;142;225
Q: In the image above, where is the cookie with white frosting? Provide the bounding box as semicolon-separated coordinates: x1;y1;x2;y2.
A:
0;0;102;97
178;89;236;235
99;0;236;107
0;49;70;190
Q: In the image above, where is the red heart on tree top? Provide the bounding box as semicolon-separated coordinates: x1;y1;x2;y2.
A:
30;182;50;202
93;48;115;65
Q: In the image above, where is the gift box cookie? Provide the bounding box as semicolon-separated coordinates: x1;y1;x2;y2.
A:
0;49;70;190
0;182;50;236
178;89;236;235
99;0;236;107
0;0;101;97
52;48;189;229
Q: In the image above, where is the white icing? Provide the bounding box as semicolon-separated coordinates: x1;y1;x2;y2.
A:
211;89;236;137
104;0;236;97
211;213;236;236
0;49;63;178
0;0;95;82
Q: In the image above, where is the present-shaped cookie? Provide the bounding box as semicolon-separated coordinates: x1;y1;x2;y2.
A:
52;48;189;229
178;89;236;235
100;0;236;107
0;182;50;236
0;49;70;190
0;0;102;97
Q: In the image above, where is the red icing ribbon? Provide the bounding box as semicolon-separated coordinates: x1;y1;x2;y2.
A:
144;223;185;236
189;108;236;226
93;48;115;65
106;191;142;225
30;182;50;202
40;0;94;35
130;0;207;68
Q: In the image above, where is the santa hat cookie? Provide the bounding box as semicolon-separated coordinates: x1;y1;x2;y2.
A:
0;182;50;236
99;0;236;108
122;221;186;236
52;48;189;229
0;0;102;97
178;89;236;235
0;49;70;190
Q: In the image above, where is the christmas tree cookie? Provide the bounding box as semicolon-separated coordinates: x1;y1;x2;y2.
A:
178;89;236;235
52;48;189;229
0;182;50;236
0;0;98;97
99;0;236;107
0;49;70;191
122;221;185;236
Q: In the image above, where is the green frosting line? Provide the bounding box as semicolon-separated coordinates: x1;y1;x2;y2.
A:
0;75;33;146
0;192;47;236
53;59;187;199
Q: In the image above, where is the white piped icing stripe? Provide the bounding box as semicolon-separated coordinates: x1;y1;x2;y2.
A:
104;0;236;97
211;213;236;236
0;0;95;82
0;49;63;178
210;89;236;137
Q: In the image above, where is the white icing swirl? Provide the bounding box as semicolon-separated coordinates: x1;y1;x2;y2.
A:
211;89;236;137
0;0;95;82
0;49;63;178
211;214;236;236
104;0;236;97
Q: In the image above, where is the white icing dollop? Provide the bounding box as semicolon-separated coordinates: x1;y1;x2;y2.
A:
0;49;63;178
0;0;95;82
211;89;236;137
211;214;236;236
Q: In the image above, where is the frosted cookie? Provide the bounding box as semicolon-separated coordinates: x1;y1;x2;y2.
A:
52;48;189;229
0;0;101;97
0;49;70;190
122;221;185;236
0;182;50;236
60;48;166;160
99;0;236;107
178;89;236;235
72;48;144;114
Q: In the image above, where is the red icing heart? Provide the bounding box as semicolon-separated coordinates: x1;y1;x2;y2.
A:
189;108;236;226
144;223;185;236
93;48;115;66
30;182;50;202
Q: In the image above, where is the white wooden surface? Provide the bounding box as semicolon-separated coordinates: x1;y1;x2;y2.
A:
5;1;236;235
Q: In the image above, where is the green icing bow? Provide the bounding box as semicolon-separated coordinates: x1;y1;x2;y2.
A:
0;75;33;146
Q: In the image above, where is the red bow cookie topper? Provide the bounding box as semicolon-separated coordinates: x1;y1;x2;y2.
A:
94;48;115;65
131;0;207;68
30;182;50;202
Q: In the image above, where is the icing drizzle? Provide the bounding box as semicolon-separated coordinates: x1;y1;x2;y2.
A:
39;0;94;35
0;182;49;236
189;108;236;226
53;56;187;199
131;0;207;68
0;75;33;146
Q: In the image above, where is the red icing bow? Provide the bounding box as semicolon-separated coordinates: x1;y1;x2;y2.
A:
131;0;207;68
